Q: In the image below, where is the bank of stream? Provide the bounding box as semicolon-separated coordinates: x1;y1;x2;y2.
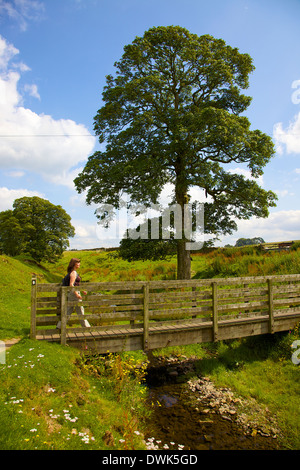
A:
143;355;281;451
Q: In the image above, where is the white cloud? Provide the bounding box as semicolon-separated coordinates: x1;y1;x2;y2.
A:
0;186;44;211
273;112;300;155
227;167;264;186
24;83;40;100
49;166;85;190
156;183;211;206
5;170;25;177
0;35;19;69
70;220;112;250
0;35;95;187
218;210;300;246
0;0;45;32
74;223;93;239
274;189;289;198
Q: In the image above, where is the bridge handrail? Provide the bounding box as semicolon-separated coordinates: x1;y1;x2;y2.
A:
30;274;300;348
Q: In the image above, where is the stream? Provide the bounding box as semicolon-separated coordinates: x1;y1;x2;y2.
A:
143;356;281;451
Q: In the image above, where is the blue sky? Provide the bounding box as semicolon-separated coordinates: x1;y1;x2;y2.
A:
1;0;300;249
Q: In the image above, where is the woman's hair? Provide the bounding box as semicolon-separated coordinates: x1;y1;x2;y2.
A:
67;258;80;273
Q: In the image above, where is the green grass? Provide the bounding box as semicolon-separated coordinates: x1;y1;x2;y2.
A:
0;338;148;450
1;247;300;449
0;253;149;450
0;254;62;340
205;338;300;450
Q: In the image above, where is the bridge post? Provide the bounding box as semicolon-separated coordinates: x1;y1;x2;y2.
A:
30;277;37;340
268;279;274;334
212;282;218;342
192;286;197;318
60;287;68;346
143;283;149;350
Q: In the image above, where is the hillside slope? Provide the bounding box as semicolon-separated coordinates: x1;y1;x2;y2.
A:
0;255;61;340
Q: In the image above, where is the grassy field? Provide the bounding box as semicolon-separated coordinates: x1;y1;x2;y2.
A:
0;246;299;449
0;252;150;450
0;338;149;450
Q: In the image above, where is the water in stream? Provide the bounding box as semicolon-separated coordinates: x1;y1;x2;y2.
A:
144;360;280;451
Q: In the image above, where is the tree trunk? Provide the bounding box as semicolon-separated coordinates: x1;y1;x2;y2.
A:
174;154;191;280
175;177;191;279
177;239;191;280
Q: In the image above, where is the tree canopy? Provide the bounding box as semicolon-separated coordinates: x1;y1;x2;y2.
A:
74;26;277;278
0;197;75;262
235;237;265;247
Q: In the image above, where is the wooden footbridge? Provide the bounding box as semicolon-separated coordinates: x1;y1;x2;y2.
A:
30;275;300;354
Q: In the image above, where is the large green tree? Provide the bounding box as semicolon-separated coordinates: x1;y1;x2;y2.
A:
74;26;277;279
0;197;75;262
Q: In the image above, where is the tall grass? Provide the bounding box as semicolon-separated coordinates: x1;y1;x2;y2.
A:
44;250;177;283
192;244;300;278
43;244;300;283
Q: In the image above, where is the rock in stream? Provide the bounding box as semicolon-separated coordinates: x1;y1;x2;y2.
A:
144;355;281;450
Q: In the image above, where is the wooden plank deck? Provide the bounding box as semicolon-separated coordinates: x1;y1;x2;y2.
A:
34;312;300;353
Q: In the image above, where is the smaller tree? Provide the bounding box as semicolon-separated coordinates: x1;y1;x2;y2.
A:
235;237;265;247
0;210;24;257
119;215;177;261
0;197;75;262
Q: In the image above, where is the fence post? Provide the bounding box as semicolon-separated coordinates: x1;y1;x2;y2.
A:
244;283;249;314
268;279;274;334
30;277;37;340
57;287;61;322
143;283;149;351
60;287;68;346
130;289;135;327
192;286;197;318
212;282;218;342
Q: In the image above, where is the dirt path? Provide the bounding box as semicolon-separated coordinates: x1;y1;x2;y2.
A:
2;338;21;349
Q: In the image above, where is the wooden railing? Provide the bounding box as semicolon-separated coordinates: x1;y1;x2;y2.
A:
262;241;295;251
30;275;300;352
